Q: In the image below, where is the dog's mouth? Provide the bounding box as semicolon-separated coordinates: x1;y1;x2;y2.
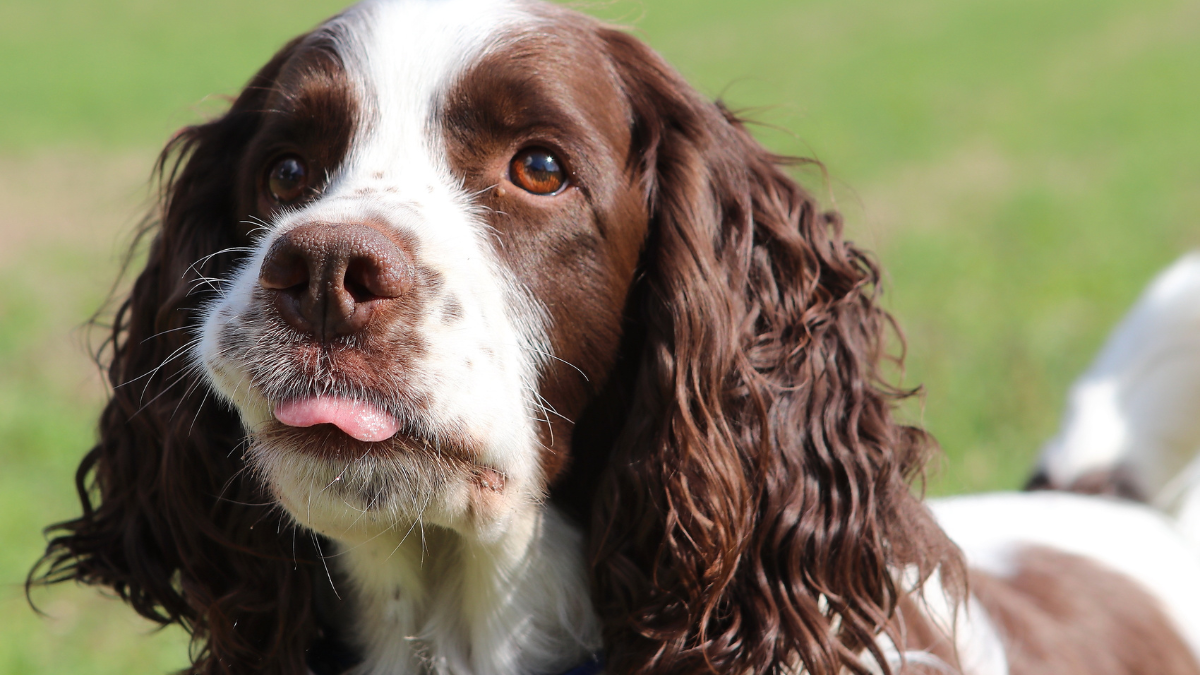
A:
252;395;510;504
254;392;480;469
274;396;401;442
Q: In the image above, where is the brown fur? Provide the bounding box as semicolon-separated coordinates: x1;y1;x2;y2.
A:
972;546;1200;675
576;26;961;675
443;15;650;482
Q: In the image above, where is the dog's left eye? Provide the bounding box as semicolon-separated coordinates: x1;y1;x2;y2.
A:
266;155;309;204
509;148;566;195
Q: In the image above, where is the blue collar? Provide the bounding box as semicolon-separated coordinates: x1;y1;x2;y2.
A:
558;653;604;675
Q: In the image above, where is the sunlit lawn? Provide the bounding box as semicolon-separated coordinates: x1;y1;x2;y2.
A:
2;0;1198;671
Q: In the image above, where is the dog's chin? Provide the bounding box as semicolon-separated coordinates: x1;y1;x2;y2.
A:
248;422;519;541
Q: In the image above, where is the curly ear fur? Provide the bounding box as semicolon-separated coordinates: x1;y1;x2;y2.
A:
585;30;962;675
29;37;329;675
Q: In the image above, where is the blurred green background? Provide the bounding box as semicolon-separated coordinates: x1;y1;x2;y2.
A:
2;0;1198;671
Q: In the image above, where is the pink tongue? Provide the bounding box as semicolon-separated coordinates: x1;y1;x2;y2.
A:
274;397;401;443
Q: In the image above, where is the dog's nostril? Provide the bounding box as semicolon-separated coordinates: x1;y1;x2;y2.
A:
344;276;375;304
344;268;376;304
259;250;310;293
344;256;404;303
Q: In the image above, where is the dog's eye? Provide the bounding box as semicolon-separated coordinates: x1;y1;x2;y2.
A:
267;155;309;204
509;148;566;195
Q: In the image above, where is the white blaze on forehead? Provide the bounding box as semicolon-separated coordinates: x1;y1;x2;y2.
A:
318;0;549;498
334;0;528;171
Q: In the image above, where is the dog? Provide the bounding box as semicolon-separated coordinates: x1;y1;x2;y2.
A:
33;1;1200;673
1030;253;1200;529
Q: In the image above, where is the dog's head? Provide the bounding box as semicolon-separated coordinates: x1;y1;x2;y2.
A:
36;1;957;673
193;1;656;542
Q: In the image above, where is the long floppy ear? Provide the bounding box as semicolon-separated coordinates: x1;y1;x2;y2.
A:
587;30;962;675
30;37;328;675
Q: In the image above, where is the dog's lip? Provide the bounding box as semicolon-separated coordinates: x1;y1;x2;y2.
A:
273;396;401;443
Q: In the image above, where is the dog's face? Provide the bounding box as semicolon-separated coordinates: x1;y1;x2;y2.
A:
196;0;647;541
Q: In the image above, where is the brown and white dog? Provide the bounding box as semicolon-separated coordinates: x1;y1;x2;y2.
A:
33;1;1200;674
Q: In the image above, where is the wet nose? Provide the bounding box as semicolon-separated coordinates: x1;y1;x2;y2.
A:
258;222;411;341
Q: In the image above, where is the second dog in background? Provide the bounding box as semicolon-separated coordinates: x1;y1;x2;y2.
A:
1031;253;1200;529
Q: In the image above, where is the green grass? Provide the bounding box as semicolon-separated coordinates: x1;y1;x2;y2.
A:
2;0;1199;671
0;0;349;150
0;217;191;672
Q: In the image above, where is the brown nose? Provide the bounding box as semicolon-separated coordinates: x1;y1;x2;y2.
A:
258;222;411;341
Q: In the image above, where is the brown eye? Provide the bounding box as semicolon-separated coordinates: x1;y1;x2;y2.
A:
509;148;566;195
267;155;308;204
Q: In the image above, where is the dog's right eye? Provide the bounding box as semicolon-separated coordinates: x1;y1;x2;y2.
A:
266;155;309;204
509;148;567;196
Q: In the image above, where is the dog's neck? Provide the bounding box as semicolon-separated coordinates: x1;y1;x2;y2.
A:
335;505;600;675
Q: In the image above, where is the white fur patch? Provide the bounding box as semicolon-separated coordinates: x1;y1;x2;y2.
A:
340;505;598;675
